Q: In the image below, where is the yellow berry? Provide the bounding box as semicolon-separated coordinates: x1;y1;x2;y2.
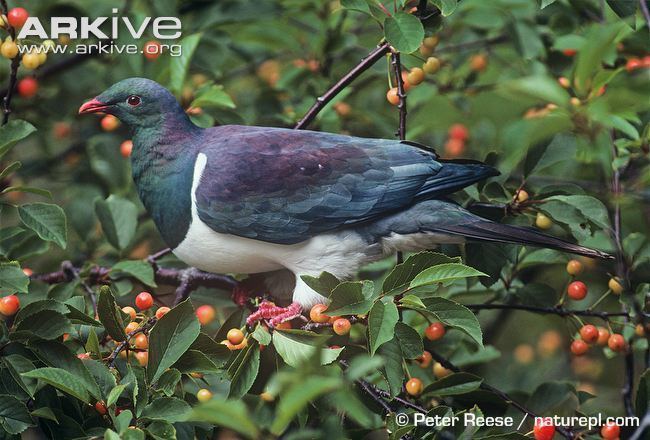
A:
422;57;440;74
535;212;553;230
196;389;213;402
609;277;624;295
422;36;439;49
22;53;40;70
1;41;18;59
407;67;425;86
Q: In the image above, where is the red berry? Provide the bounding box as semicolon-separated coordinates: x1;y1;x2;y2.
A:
94;401;107;415
196;305;216;325
77;353;90;360
579;325;599;344
121;306;136;321
155;306;170;319
17;77;38;98
0;295;20;316
448;123;469;141
600;422;620;439
416;351;432;368
120;140;133;158
135;292;154;310
332;318;351;335
570;339;589;356
424;322;445;341
7;8;29;29
533;418;555;440
626;58;642;72
596;327;610;346
562;48;577;56
567;281;588;300
134;333;148;349
101;115;120;131
405;378;423;396
444;138;465;157
608;333;626;352
309;304;330;323
143;40;162;60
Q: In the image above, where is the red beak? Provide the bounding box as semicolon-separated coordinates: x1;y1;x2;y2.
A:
79;98;110;115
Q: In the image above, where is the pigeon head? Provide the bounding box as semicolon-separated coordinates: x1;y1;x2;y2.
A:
79;77;191;130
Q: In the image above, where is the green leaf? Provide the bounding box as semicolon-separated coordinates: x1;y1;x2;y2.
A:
191;85;235;109
0;120;36;159
227;341;260;398
378;338;404;396
0;394;34;434
12;310;71;341
394;322;423;359
141;397;190;422
499;76;570;106
3;355;37;398
30;407;58;423
251;324;271;345
384;12;425;53
18;203;67;249
367;299;399;355
0;161;21;180
544;195;610;230
170;33;202;95
606;0;637;18
148;299;200;383
423;373;483;396
327;280;374;315
271;376;342;435
0;261;29;293
525;133;577;177
574;22;627;95
173;350;220;374
95;195;138;251
146;420;176;440
107;384;127;408
409;263;487;291
384;252;459;292
431;0;458;16
14;299;69;324
97;286;127;341
156;369;181;396
637;368;650;417
421;297;483;347
86;328;101;359
23;367;91;403
111;260;157;287
341;0;371;15
300;272;340;297
272;330;343;367
186;399;259;439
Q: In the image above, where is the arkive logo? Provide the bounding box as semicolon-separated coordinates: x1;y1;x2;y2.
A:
16;9;181;40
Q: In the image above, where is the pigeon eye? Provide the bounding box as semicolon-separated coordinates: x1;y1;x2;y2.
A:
127;95;141;107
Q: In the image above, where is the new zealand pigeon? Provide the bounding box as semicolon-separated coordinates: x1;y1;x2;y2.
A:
79;78;611;315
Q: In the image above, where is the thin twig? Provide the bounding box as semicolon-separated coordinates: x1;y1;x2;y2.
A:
390;51;407;141
640;0;650;30
465;303;636;320
105;317;157;367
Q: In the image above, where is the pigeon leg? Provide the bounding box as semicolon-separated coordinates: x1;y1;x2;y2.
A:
246;301;302;327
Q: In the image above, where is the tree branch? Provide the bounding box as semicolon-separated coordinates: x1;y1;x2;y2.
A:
465;303;636;320
105;317;157;368
390;50;407;141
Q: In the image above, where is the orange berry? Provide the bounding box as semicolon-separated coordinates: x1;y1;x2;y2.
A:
101;115;120;132
155;307;170;319
143;40;162;60
608;334;626;352
405;377;423;396
513;344;535;364
135;292;153;310
121;306;137;321
570;339;589;356
433;362;451;378
135;351;148;366
53;122;71;139
579;325;599;344
636;324;645;337
626;58;642;72
566;260;583;276
558;77;570;88
424;322;445;341
333;102;351;117
444;138;465;157
407;67;425;86
600;422;620;439
196;305;216;325
227;328;245;345
332;318;351;335
77;353;90;360
416;351;432;368
134;333;148;349
469;54;487;72
21;267;33;277
125;322;139;334
120;140;133;158
422;56;440;74
0;295;20;316
448;123;469;141
309;304;330;323
386;87;400;106
400;71;412;91
596;327;610;346
275;321;292;330
562;48;577;56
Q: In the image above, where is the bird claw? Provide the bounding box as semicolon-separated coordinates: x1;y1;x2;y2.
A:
246;301;302;327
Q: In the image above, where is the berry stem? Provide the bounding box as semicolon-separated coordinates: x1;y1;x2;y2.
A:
587;289;611;311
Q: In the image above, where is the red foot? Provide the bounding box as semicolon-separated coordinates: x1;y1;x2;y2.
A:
246;301;302;327
231;286;251;307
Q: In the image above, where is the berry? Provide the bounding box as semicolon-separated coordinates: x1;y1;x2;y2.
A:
596;327;610;346
101;115;120;132
626;58;642;72
275;321;292;330
514;344;535;364
143;40;162;60
260;392;274;402
422;57;440;74
570;339;589;356
433;362;451;378
444;138;465;157
567;281;588;301
0;295;20;316
566;260;583;276
309;304;330;323
190;372;203;379
122;306;137;321
17;77;38;98
419;44;433;57
608;277;623;295
416;351;432;368
227;328;245;345
120;140;133;158
405;378;423;396
333;102;351;117
53;122;71;139
22;268;33;277
448;123;469;141
636;324;645;337
125;322;139;334
515;189;529;203
400;71;412;91
570;97;581;107
94;401;107;415
562;48;577;56
407;67;425;86
600;422;620;439
135;351;148;366
196;305;216;325
135;292;154;310
558;77;570;88
196;389;213;402
332;318;351;335
386;87;400;105
21;53;40;70
0;40;18;59
469;54;487;72
422;36;439;49
77;353;90;360
7;8;29;29
579;325;599;344
608;334;626;352
425;322;445;341
134;334;148;349
535;212;553;230
155;306;170;319
533;418;556;440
